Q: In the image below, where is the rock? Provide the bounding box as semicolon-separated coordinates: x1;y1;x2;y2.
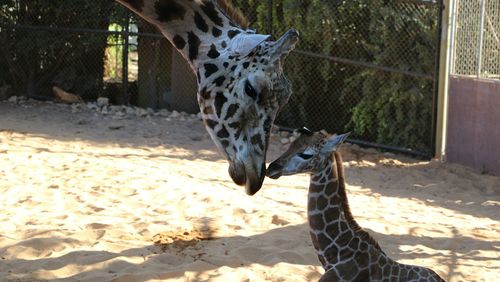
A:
125;107;135;115
196;112;203;120
289;136;297;143
53;86;83;104
8;96;17;103
170;111;181;119
0;85;14;101
96;97;109;108
146;108;155;115
135;108;148;117
158;109;170;117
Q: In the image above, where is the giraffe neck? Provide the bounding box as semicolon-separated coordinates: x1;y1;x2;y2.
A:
117;0;245;70
307;152;382;270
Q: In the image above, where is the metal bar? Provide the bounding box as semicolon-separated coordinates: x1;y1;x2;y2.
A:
267;0;273;35
477;0;486;78
0;23;165;39
293;49;436;80
122;12;130;105
275;125;430;158
431;0;444;159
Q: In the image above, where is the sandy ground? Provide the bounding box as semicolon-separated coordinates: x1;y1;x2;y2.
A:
0;100;498;282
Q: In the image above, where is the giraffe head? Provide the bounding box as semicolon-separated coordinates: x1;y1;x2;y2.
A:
197;29;299;195
117;0;299;195
267;129;350;178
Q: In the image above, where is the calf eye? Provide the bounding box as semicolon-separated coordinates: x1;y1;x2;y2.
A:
245;80;257;100
298;153;313;160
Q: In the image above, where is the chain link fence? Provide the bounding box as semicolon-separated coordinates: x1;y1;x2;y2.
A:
451;0;500;79
0;0;442;157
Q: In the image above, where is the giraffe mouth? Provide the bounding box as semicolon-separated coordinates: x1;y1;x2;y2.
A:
266;161;283;179
228;157;266;196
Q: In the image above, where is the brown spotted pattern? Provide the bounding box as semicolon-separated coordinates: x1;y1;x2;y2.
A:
267;132;445;282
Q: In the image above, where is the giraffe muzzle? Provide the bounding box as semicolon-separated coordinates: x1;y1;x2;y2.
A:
228;157;266;196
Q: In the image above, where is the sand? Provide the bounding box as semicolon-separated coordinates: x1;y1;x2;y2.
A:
0;99;498;282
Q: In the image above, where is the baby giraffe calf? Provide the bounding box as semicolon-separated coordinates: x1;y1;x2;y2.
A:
267;129;445;282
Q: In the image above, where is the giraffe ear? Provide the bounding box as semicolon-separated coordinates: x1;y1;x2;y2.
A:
228;33;271;57
322;133;350;153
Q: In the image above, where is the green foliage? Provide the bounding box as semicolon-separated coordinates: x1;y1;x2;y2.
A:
0;0;115;99
237;0;439;154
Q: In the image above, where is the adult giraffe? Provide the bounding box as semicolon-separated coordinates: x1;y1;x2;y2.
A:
116;0;299;195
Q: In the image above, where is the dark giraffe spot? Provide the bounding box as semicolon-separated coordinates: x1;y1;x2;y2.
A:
227;30;241;39
228;121;240;129
217;126;230;138
123;0;144;12
340;221;348;232
223;62;229;68
199;87;210;99
309;231;319;247
348;237;360;250
379;256;387;266
324;181;337;196
221;41;227;48
383;265;391;276
336;231;352;245
251;134;264;151
188;32;201;61
335;260;359;281
200;0;223;27
205;119;217;129
316;233;332;249
173;35;186;49
309;213;325;231
230;65;237;71
194;11;208;32
221;140;230;148
243;62;250;69
214;92;227;118
359;242;368;252
325;222;340;236
316;195;328;211
204;63;218;78
323;244;339;262
213;76;226;87
330;195;341;206
318;255;326;266
353;267;370;281
354;252;370;269
244;80;257;100
324;207;340;223
212;27;222;37
154;0;186;22
207;44;220;59
225;104;239;119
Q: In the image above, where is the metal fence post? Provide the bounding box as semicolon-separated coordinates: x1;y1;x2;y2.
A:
477;0;485;78
267;0;273;35
122;12;130;104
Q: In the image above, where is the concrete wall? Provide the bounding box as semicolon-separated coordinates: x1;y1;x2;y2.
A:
446;76;500;175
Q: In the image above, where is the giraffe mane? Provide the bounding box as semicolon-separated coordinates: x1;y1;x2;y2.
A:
217;0;250;29
333;151;385;253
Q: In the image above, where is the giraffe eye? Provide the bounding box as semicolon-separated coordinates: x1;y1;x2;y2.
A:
298;153;313;160
245;80;257;100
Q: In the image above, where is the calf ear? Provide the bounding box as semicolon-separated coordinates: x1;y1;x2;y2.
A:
322;133;350;153
228;33;271;57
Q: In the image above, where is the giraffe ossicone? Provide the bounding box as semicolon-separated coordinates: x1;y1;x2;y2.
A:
267;131;445;282
116;0;299;195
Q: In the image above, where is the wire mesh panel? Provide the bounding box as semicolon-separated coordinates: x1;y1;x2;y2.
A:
0;0;442;156
452;0;500;78
234;0;441;156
